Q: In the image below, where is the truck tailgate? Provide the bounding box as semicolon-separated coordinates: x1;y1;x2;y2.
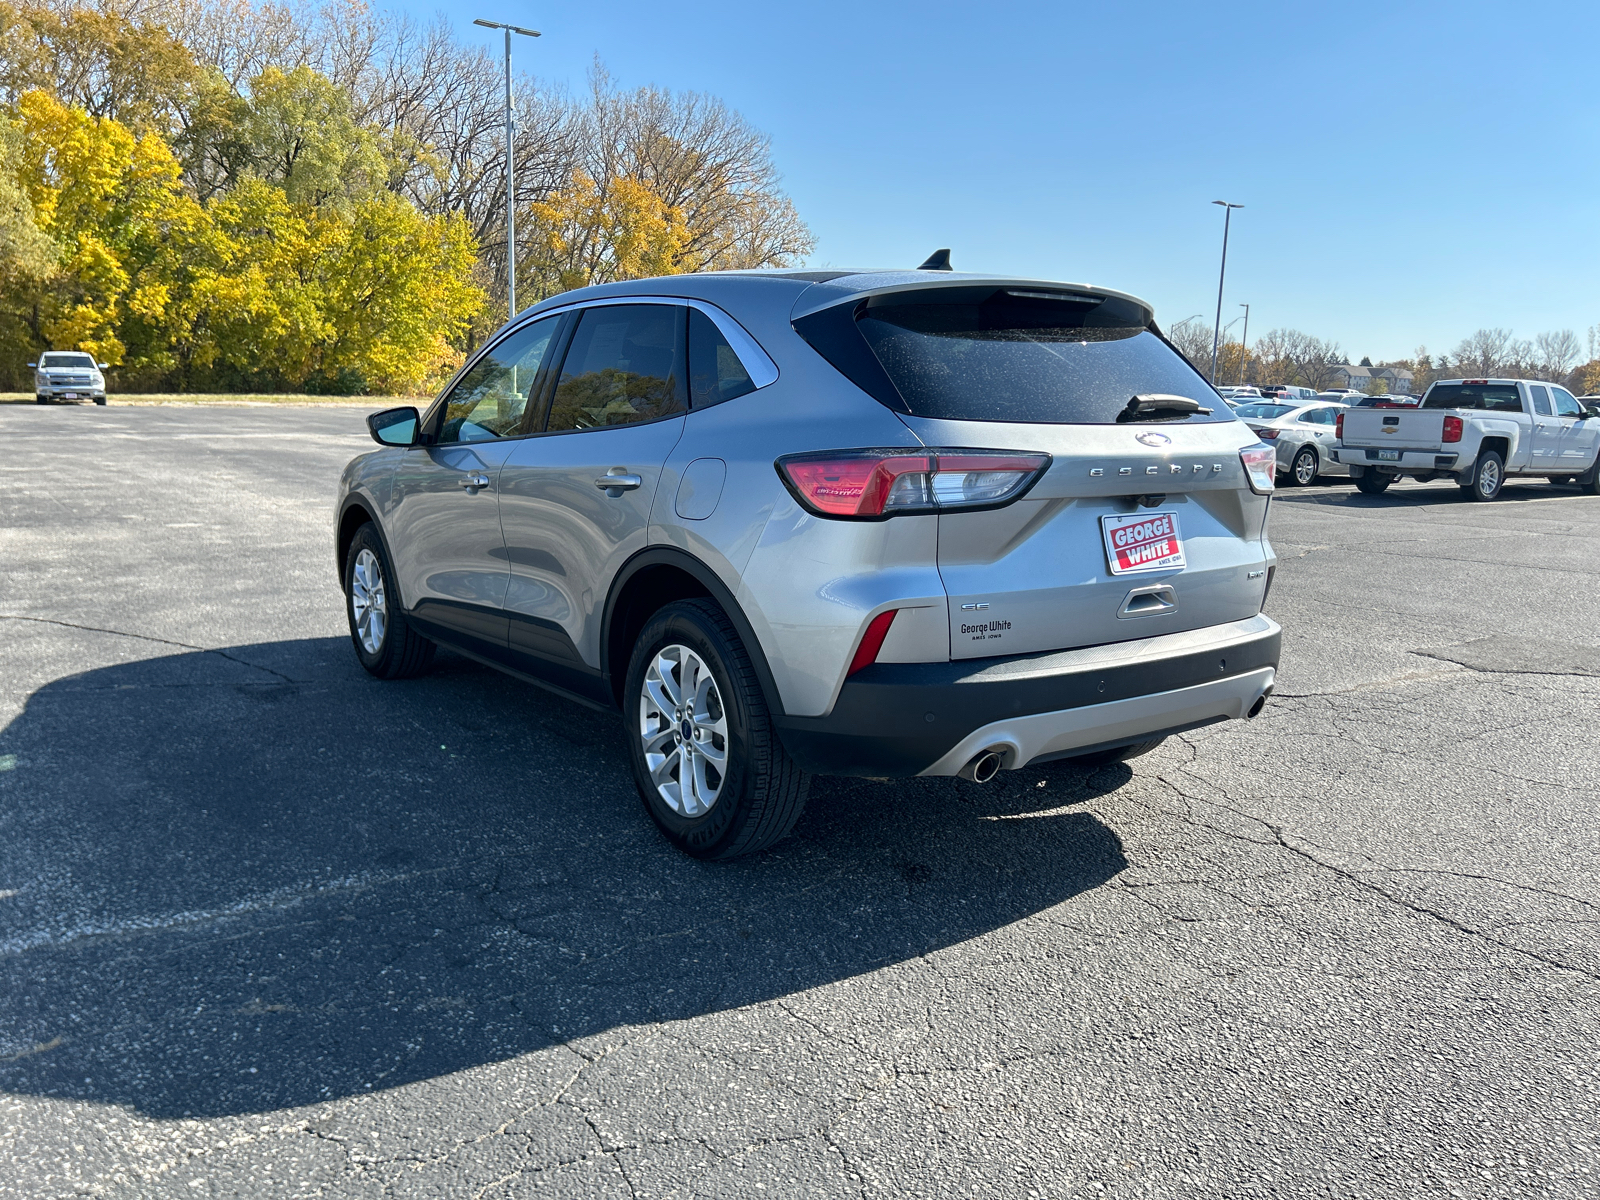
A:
1340;409;1447;449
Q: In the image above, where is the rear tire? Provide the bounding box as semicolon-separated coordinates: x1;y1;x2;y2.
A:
1288;446;1319;487
1355;471;1392;495
1461;450;1505;501
1066;737;1167;769
625;599;808;859
344;523;435;679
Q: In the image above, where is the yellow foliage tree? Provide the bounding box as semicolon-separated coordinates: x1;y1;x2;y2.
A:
524;171;693;301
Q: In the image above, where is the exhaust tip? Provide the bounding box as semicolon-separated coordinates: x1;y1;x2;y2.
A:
958;749;1004;784
1247;691;1271;719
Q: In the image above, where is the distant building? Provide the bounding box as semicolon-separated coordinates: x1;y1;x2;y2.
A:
1328;363;1414;393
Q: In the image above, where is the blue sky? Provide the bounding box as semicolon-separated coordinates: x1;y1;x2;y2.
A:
399;0;1598;363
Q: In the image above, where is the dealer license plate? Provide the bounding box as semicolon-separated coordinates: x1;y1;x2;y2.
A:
1101;511;1186;576
61;392;78;400
1376;449;1399;461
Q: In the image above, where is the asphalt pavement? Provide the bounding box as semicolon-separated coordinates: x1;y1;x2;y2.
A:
1;404;1597;1199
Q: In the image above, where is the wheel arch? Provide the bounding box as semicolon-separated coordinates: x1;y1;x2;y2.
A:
602;547;786;716
1478;435;1510;463
335;498;406;609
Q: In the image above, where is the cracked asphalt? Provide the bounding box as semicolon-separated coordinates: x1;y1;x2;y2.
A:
1;403;1597;1199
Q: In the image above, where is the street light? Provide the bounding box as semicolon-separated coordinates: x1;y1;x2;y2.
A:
474;18;541;320
1208;200;1243;384
1238;302;1250;382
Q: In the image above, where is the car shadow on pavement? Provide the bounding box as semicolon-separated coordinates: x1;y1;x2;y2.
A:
0;638;1127;1119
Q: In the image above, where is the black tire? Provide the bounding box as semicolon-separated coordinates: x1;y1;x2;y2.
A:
1065;737;1167;769
1581;463;1600;496
1461;450;1505;501
93;397;106;406
344;523;435;679
625;598;808;859
1355;470;1392;495
35;395;47;405
1288;446;1319;487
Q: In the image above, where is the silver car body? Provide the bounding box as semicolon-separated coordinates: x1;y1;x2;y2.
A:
336;270;1281;778
1236;401;1350;483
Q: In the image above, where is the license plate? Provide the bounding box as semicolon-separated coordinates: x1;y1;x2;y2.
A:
1102;511;1186;576
1377;449;1399;461
61;392;78;400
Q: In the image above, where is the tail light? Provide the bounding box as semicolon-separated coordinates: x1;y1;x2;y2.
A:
776;449;1050;519
1335;411;1344;440
847;609;898;675
1255;428;1280;440
1240;444;1276;494
1442;415;1463;443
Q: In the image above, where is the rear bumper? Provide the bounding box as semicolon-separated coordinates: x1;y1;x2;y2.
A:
773;614;1280;778
1331;447;1458;471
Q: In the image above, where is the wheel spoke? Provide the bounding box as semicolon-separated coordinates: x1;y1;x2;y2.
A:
643;676;676;719
641;722;675;755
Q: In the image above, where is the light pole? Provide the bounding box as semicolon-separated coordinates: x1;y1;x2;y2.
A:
1209;200;1243;384
1238;302;1250;383
474;18;540;321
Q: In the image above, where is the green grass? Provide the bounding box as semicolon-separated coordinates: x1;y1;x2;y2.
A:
1;392;418;406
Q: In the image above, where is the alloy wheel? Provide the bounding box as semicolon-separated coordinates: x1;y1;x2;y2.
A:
351;548;388;653
1478;459;1501;498
639;644;729;817
1294;449;1317;485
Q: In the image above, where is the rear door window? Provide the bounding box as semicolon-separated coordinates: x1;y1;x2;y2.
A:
543;304;687;432
1423;383;1524;412
795;286;1231;425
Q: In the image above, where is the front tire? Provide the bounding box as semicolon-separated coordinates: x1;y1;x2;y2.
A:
35;395;47;405
344;523;434;679
93;396;106;406
1461;450;1505;501
1355;470;1392;495
626;599;808;859
1288;446;1319;487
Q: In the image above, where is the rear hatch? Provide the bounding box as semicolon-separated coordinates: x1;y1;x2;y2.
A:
795;283;1271;660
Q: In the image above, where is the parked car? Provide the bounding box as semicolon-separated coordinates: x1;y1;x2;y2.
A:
1234;401;1350;486
1332;378;1600;498
335;267;1282;857
1353;394;1421;408
28;351;108;404
1218;386;1262;399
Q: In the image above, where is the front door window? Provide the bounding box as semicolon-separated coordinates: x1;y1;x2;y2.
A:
438;315;560;443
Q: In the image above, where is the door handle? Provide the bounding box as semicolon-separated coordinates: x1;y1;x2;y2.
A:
594;469;643;496
459;472;490;491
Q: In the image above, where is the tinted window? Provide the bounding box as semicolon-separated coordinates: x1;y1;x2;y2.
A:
437;316;559;443
1529;385;1552;416
546;305;686;432
1234;403;1297;420
1302;407;1337;425
799;287;1231;425
1551;387;1582;417
41;353;94;368
688;308;756;409
1423;384;1523;412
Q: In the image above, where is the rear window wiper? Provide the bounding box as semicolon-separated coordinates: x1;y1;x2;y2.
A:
1117;393;1212;423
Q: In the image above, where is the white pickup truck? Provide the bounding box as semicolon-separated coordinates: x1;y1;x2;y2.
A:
1331;378;1600;500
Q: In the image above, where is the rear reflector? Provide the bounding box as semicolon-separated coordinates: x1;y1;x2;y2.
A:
1239;444;1276;494
1442;415;1463;443
848;609;898;675
777;449;1050;519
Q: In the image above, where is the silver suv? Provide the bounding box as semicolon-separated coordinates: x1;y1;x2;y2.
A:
335;266;1282;858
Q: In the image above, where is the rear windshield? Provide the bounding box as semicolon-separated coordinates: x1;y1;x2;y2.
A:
41;353;94;367
1234;403;1296;420
794;287;1233;425
1424;383;1522;412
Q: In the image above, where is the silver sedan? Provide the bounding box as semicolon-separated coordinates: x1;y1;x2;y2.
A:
1233;401;1350;486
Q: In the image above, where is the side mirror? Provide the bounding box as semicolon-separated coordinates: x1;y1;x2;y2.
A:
25;362;36;368
367;406;420;447
97;362;108;370
1585;405;1600;419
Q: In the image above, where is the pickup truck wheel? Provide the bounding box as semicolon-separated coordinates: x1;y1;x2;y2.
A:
1581;465;1600;495
1289;446;1319;487
1355;471;1392;495
1462;450;1505;501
